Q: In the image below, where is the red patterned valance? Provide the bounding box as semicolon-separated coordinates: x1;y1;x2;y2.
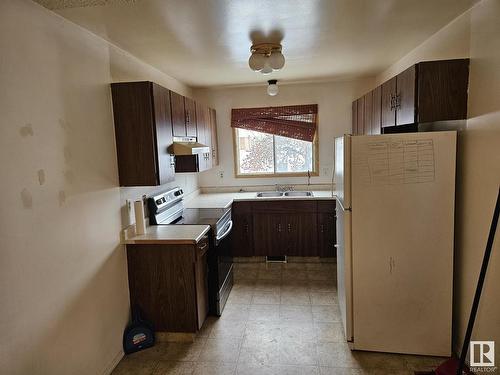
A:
231;104;318;142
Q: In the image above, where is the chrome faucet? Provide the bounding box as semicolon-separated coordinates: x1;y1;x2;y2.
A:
275;184;294;192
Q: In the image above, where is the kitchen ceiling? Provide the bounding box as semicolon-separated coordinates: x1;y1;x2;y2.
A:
34;0;477;87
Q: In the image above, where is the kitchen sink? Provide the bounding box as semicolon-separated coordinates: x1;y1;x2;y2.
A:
256;192;284;197
283;191;314;197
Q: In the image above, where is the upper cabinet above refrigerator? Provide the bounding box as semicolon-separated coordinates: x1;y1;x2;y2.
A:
353;59;470;134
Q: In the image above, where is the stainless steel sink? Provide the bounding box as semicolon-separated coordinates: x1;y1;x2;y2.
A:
283;191;314;197
256;192;284;197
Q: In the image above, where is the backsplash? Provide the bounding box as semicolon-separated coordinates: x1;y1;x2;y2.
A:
119;173;199;228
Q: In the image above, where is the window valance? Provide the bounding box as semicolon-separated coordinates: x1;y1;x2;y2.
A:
231;104;318;142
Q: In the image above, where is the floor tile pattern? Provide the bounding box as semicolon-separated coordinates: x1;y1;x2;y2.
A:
112;262;446;375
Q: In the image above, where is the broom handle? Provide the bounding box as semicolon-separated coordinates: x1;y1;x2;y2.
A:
457;187;500;375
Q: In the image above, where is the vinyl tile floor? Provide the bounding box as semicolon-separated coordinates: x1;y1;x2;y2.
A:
112;262;446;375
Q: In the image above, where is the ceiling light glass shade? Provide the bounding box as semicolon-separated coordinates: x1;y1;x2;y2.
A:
268;51;285;70
248;53;266;71
261;61;273;75
267;80;279;96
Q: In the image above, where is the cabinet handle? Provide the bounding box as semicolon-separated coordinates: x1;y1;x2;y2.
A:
287;223;291;232
277;223;282;232
390;94;395;110
198;242;208;251
396;94;401;109
244;224;249;233
320;224;324;233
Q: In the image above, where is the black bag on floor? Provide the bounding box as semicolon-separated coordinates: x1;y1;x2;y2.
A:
123;305;155;354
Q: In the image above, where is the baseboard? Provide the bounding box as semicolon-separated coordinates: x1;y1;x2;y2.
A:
101;349;124;375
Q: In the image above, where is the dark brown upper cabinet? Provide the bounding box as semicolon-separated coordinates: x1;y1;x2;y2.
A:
351;101;358;135
184;97;197;137
174;102;213;173
381;76;397;128
111;81;175;186
363;91;373;135
372;85;382;135
372;59;469;132
356;97;365;135
396;65;416;125
170;91;187;137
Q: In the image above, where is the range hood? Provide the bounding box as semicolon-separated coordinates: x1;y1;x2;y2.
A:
171;137;209;155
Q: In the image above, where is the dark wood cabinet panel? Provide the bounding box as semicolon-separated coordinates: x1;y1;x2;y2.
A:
417;59;469;123
356;97;365;135
195;239;209;329
352;101;358;135
253;213;284;256
195;102;211;172
396;65;416;125
111;81;175;186
209;108;219;167
285;213;317;256
354;59;469;134
185;97;197;137
381;77;397;128
170;91;186;137
127;244;198;332
231;202;254;257
317;201;336;257
127;238;209;333
372;85;382;135
152;84;175;184
363;92;373;135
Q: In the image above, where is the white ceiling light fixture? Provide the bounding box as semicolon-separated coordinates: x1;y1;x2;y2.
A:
267;80;279;96
249;43;285;74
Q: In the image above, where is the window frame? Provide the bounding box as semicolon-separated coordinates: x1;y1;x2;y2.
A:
232;127;319;178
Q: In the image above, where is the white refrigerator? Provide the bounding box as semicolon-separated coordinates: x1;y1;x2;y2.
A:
334;131;456;356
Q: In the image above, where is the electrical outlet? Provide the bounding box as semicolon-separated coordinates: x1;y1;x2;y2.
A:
219;170;224;179
322;167;330;176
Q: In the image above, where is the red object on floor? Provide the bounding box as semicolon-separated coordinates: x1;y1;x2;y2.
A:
434;358;472;375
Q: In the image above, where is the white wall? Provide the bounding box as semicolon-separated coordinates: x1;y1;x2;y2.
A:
0;1;194;374
194;79;373;188
376;0;500;357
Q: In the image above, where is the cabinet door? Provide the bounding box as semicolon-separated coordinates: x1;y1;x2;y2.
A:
363;92;373;135
231;213;254;256
285;213;317;256
381;77;397;128
352;101;358;135
318;213;336;257
356;97;365;135
195;238;209;329
209;108;219;167
371;85;382;135
111;82;158;186
171;91;186;137
195;103;211;171
396;65;416;125
152;84;175;184
253;213;283;256
185;97;197;137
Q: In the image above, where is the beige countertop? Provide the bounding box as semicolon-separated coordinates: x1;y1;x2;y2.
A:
123;224;211;245
184;190;335;209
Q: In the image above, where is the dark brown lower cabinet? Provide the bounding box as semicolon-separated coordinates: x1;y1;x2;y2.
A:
231;202;254;256
318;201;337;257
231;200;335;257
126;237;209;333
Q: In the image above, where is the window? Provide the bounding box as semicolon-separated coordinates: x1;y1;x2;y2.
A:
231;104;318;177
235;128;315;176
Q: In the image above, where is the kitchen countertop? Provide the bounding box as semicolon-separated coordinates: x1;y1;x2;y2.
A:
123;224;211;245
184;190;335;209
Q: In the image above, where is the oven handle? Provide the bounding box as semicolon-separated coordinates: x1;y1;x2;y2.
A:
216;220;233;242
